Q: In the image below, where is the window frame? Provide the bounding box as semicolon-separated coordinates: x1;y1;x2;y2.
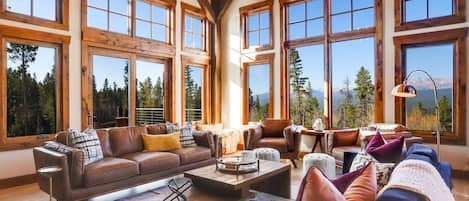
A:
242;53;275;125
0;0;69;30
280;0;384;129
0;25;70;151
394;0;466;31
181;2;210;55
181;55;210;124
240;0;274;51
394;28;467;145
133;0;172;43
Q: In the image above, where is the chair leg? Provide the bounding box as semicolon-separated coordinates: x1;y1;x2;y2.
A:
290;159;298;168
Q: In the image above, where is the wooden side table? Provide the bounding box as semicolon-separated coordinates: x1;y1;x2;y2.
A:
38;166;62;201
300;130;326;153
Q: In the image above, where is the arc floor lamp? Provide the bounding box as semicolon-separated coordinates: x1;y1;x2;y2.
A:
391;69;441;160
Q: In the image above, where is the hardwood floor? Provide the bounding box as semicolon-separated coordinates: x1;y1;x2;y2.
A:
0;160;467;201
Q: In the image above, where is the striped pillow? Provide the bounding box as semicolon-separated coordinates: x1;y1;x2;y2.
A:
179;123;197;147
68;128;103;165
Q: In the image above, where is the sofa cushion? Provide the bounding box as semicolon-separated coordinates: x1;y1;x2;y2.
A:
332;146;361;163
121;152;180;174
366;133;404;163
170;146;211;165
84;157;139;187
146;124;167;134
96;129;113;157
261;119;291;137
254;137;288;153
108;126;147;156
142;133;182;152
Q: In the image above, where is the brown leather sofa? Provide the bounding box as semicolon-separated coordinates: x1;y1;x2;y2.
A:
244;119;300;167
326;127;422;167
33;124;220;201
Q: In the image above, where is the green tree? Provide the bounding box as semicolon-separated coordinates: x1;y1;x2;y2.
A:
437;96;452;131
336;78;356;128
289;48;309;124
154;76;164;108
354;66;374;127
138;77;154;107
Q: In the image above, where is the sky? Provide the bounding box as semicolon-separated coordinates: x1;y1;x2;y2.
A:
93;55;128;90
136;60;165;86
7;44;56;82
248;64;270;95
187;66;203;87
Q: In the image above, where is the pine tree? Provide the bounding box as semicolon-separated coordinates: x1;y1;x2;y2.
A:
154;76;163;108
304;81;321;123
354;66;374;127
289;48;309;124
437;96;452;131
337;78;356;128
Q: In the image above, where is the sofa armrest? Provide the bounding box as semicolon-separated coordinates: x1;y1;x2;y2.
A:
33;147;72;201
192;130;218;157
284;126;300;152
246;126;263;150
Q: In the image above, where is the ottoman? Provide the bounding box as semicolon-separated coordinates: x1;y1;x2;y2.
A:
303;153;336;178
254;148;280;162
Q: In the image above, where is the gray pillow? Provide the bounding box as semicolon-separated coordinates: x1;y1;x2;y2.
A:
68;128;103;165
179;123;197;147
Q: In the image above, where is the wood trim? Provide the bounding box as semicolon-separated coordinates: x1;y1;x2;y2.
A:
0;25;70;150
394;0;466;32
181;55;211;124
393;28;467;145
239;0;274;51
0;174;36;189
279;0;384;128
242;53;275;125
452;169;469;179
181;2;210;55
0;0;69;30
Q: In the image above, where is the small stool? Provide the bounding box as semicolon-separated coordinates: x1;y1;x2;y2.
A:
38;166;62;201
253;148;280;162
303;153;336;179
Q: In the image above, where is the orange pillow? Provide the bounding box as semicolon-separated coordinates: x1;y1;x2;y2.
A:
298;164;377;201
142;132;181;152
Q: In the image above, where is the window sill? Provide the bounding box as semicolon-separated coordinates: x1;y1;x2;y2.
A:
395;15;466;32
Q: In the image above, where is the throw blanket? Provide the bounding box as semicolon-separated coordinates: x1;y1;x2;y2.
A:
378;159;454;201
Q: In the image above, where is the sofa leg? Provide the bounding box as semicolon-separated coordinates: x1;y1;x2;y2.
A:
290;159;297;168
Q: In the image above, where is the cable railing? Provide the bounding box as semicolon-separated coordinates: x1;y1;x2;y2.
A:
185;108;202;122
136;108;165;124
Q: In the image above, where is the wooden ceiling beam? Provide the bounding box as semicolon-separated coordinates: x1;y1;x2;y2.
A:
215;0;233;21
197;0;216;23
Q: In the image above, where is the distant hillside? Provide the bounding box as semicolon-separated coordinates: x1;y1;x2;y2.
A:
405;88;452;110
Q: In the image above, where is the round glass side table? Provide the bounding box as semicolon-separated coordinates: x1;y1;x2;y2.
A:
38;166;62;201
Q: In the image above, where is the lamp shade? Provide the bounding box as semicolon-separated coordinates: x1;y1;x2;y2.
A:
391;83;417;98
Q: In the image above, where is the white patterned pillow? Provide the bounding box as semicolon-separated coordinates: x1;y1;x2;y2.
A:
68;128;103;165
179;123;197;147
166;122;180;133
350;152;395;191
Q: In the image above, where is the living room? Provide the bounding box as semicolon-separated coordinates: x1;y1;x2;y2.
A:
0;0;468;200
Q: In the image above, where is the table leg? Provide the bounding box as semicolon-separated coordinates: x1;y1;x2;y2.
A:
311;137;320;153
318;136;324;153
49;177;53;201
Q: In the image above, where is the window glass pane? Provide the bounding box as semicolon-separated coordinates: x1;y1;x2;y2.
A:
331;0;351;14
136;0;150;20
6;42;57;137
307;0;324;19
289;22;306;40
88;7;108;30
152;5;167;25
259;12;270;29
185;16;192;31
248;64;270;122
6;0;31;16
136;20;151;39
307;19;324;37
185;32;193;48
92;55;129;128
332;37;375;128
193;17;203;34
429;0;453;18
331;13;351;33
152;24;167;42
248;31;259;47
404;44;454;132
109;13;129;34
353;8;374;30
110;0;129;15
185;66;203;122
136;60;165;125
194;35;203;49
259;29;270;46
88;0;107;9
289;45;325;125
353;0;374;9
248;14;259;31
289;3;305;23
33;0;56;20
405;0;427;22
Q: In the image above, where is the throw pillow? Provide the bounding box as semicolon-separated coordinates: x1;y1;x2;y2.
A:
331;163;370;194
166;122;179;133
68;128;104;165
350;152;395;191
366;132;404;163
296;163;377;201
142;132;182;152
179;123;197;147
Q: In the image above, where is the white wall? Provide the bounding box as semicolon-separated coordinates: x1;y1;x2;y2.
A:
221;0;469;171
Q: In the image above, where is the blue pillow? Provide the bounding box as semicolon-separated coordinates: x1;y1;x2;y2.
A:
377;188;427;201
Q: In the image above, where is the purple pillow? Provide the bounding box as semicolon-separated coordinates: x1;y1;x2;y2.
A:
366;133;404;163
330;163;371;193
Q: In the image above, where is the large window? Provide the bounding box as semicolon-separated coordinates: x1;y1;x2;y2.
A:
182;3;208;52
92;55;129;128
332;38;375;128
136;59;166;124
395;0;465;31
281;0;382;128
135;0;170;42
0;25;69;150
1;0;68;30
87;0;130;35
184;65;204;122
240;1;273;50
288;45;324;125
394;28;467;145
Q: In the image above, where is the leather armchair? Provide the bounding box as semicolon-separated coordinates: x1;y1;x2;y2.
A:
244;119;300;167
